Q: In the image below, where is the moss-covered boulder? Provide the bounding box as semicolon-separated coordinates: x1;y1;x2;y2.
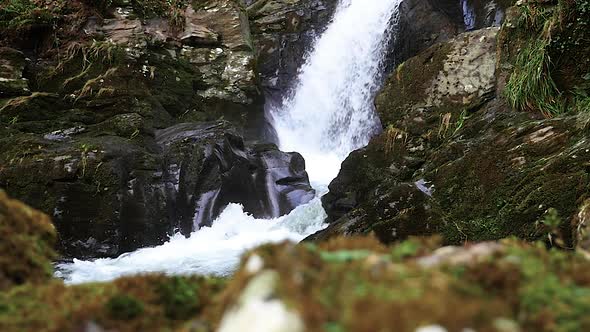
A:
219;237;590;332
0;191;56;290
316;17;590;247
0;274;226;332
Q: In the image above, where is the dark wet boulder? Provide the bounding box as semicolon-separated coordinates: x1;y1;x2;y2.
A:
157;122;314;235
391;0;465;66
0;119;313;258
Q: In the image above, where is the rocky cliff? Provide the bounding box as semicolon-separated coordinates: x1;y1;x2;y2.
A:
0;0;333;257
315;0;590;249
2;0;590;331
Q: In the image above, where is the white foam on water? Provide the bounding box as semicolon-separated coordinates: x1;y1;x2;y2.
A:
56;197;327;284
56;0;401;284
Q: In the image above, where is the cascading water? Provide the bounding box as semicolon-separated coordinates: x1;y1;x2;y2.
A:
56;0;401;284
272;0;401;186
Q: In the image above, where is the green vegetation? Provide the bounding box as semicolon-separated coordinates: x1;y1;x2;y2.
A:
105;294;145;320
504;37;562;116
383;125;408;155
129;0;189;27
0;191;56;290
0;0;63;28
0;275;226;332
157;276;201;320
503;0;590;117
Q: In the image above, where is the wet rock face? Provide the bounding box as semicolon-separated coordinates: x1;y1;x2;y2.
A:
389;0;512;69
0;118;313;258
389;0;464;68
78;0;262;129
460;0;513;31
245;0;339;93
157;122;314;236
0;1;320;258
316;26;590;247
0;47;30;97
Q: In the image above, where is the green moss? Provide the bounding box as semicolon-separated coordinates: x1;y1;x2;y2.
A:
319;250;373;263
105;294;145;320
0;0;65;28
0;191;56;290
0;275;225;332
157;276;201;320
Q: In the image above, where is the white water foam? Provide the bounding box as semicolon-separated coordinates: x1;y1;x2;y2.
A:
56;197;327;283
56;0;401;284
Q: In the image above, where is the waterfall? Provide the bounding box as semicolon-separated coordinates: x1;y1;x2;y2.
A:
55;0;401;284
272;0;401;185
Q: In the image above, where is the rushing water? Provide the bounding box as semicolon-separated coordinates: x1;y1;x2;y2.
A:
271;0;400;185
56;0;401;284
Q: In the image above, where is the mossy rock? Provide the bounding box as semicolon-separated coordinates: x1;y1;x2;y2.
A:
0;191;57;290
218;237;590;332
319;25;590;247
0;274;226;332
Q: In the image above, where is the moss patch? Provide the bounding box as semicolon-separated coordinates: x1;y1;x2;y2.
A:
0;190;56;290
227;237;590;332
0;274;226;332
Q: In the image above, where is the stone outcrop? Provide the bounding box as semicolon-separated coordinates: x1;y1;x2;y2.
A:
315;25;590;247
245;0;338;92
0;118;313;257
0;47;30;97
0;1;322;258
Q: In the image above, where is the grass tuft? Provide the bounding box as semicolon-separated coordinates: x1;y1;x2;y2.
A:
504;38;563;117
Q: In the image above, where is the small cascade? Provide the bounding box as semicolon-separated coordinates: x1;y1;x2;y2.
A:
271;0;402;185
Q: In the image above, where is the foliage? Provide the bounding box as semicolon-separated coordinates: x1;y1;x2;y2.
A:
383;125;408;155
0;275;225;332
0;0;61;28
503;0;590;116
130;0;189;27
504;37;563;117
